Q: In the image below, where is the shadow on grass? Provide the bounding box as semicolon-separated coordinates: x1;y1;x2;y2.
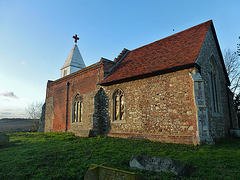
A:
0;133;240;180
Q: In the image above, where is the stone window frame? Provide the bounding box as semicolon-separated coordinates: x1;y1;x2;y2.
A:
112;88;126;123
72;93;83;123
209;56;222;115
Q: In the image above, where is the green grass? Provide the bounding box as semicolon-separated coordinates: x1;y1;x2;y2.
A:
0;133;240;180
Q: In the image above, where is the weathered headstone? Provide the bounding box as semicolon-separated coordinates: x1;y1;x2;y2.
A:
84;164;143;180
0;132;10;146
130;155;186;177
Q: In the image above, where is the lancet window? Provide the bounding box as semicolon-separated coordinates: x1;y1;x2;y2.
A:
73;93;82;122
113;89;125;121
210;57;221;113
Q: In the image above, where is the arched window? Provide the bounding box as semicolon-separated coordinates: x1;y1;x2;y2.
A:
113;89;124;121
73;94;83;122
210;57;220;113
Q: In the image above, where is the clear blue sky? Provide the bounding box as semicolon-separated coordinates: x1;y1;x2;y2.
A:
0;0;239;118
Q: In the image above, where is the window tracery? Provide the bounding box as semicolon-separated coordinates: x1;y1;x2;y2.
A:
73;93;82;122
113;89;124;121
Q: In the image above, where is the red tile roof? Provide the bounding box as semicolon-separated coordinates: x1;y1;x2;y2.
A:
100;20;212;85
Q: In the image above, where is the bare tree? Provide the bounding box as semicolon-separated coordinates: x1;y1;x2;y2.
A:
224;49;240;95
237;43;240;56
25;101;43;120
237;36;240;56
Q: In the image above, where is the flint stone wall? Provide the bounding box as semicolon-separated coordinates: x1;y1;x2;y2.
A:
104;68;198;144
38;103;46;132
196;26;239;139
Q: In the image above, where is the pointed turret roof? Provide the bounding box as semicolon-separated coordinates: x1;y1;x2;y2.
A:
61;43;86;70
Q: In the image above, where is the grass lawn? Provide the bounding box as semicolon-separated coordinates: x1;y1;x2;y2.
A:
0;133;240;180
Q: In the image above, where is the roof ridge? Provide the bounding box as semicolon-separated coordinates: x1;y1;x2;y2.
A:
114;48;130;62
102;48;130;80
100;57;114;63
131;20;212;52
100;20;213;85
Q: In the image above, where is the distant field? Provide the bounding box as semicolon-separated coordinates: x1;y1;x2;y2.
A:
0;118;39;133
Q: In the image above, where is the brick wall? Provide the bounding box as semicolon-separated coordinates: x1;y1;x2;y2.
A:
45;61;109;134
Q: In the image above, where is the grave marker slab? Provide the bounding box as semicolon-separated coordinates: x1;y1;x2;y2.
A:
84;164;143;180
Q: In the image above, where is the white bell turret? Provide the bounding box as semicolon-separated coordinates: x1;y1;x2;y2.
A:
61;34;86;77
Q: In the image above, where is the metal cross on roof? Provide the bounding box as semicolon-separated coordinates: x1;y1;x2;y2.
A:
73;34;79;43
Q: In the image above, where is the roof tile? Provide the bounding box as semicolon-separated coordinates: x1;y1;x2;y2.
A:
100;20;212;85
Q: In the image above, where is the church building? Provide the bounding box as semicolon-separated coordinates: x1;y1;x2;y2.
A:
44;20;239;145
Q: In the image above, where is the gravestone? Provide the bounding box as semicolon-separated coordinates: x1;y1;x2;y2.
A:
130;155;187;177
84;164;143;180
0;132;10;146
